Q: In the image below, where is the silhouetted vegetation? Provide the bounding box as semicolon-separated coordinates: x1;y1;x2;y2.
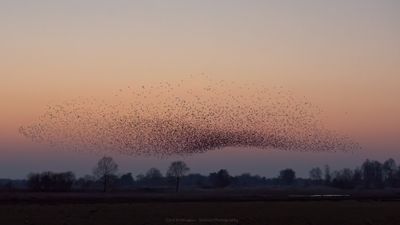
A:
309;167;323;185
117;173;134;187
279;168;296;185
166;161;190;192
209;169;232;188
2;157;400;192
27;171;75;191
93;156;119;192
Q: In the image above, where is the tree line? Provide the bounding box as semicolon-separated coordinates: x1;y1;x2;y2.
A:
2;157;400;192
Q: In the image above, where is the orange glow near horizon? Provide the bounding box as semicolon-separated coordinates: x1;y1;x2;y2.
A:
0;1;400;177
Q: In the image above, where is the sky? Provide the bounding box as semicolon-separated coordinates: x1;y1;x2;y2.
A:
1;0;400;179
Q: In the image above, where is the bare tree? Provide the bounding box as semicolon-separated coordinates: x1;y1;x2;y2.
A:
309;167;322;184
332;168;354;189
362;159;383;189
93;156;118;192
324;165;331;185
383;158;397;187
167;161;189;192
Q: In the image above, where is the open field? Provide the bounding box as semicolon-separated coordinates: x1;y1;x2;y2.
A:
1;200;400;225
1;189;400;225
1;187;400;203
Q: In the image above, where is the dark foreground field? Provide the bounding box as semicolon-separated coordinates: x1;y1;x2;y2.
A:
1;189;400;225
1;201;400;225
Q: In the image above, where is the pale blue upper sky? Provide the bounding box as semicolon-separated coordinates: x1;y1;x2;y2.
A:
1;0;400;178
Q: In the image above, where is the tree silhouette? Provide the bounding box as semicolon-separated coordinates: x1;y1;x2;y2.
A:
93;156;118;192
145;168;163;186
324;165;331;185
309;167;322;184
353;167;363;186
383;158;397;187
332;168;354;189
279;168;296;185
27;173;41;191
27;171;75;191
362;159;383;189
118;173;134;186
210;169;231;188
76;175;96;190
167;161;189;192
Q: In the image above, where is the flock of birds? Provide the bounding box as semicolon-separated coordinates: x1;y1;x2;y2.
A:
20;78;360;157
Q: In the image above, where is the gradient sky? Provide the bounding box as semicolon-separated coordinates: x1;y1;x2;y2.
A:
1;0;400;178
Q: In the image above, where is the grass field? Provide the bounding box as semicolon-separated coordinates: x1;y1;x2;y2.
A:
1;200;400;225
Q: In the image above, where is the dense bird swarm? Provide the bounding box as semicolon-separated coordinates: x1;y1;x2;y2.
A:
20;78;359;157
